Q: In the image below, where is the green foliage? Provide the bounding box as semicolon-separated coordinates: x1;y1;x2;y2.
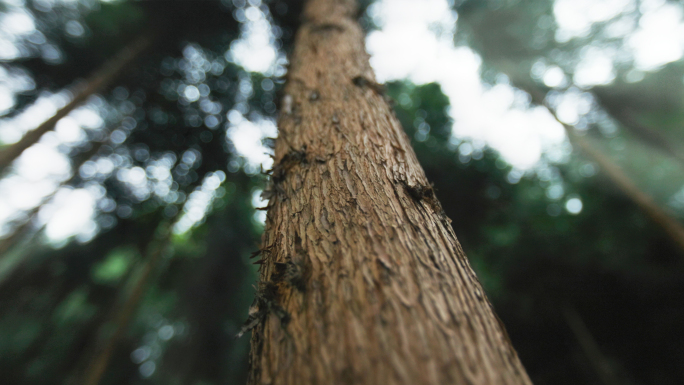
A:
91;247;136;285
83;3;146;38
54;287;98;325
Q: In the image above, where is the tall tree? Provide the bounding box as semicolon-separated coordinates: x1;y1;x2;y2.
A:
247;0;531;384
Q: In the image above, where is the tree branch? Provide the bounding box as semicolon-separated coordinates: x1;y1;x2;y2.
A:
75;221;172;385
0;32;154;172
0;140;105;261
524;84;684;255
562;306;622;385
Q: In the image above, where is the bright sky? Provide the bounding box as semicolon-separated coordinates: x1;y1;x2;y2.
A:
366;0;684;170
0;102;105;245
1;0;683;244
366;0;569;170
225;0;280;178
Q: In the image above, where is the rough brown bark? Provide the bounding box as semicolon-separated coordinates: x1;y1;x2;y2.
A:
247;1;531;384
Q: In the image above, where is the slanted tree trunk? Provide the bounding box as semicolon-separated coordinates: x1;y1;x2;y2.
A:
0;140;104;260
0;33;153;172
247;0;531;384
78;226;168;385
522;84;684;256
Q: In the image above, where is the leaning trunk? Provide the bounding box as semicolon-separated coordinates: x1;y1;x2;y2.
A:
0;33;152;171
248;0;531;384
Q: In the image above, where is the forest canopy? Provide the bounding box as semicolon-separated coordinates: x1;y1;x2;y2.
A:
0;0;683;384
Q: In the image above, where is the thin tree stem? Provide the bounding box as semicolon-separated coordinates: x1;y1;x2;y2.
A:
77;174;207;384
526;85;684;255
562;306;622;385
0;32;153;171
79;222;172;385
0;140;105;261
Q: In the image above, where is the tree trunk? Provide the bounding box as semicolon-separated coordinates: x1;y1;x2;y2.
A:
247;0;532;384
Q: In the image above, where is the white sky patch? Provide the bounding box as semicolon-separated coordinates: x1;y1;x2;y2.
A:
0;87;13;116
542;66;568;88
553;0;684;74
146;153;176;202
0;101;106;243
0;177;57;224
223;1;283;172
367;0;566;170
0;66;36;117
552;89;594;126
15;143;71;182
173;171;227;234
573;46;616;87
628;2;684;71
0;90;72;144
0;7;36;60
226;111;276;171
227;3;284;76
604;14;637;38
0;0;109;246
554;0;635;41
41;187;98;244
565;196;583;214
117;166;151;202
1;10;35;36
251;187;267;224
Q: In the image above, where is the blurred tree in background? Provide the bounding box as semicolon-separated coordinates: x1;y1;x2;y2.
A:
0;0;683;384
